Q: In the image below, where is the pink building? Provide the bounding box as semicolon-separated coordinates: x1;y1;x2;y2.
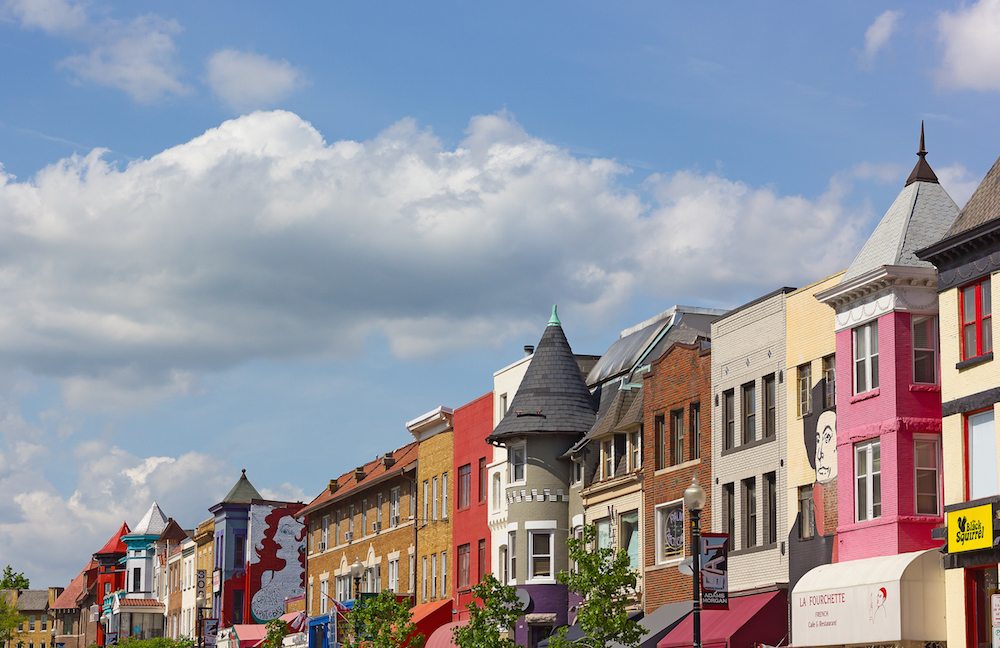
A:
816;128;959;562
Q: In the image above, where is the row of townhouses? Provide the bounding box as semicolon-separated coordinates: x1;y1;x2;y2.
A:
46;130;1000;648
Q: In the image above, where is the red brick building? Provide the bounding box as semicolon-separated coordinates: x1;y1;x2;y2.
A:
450;392;493;617
642;340;713;613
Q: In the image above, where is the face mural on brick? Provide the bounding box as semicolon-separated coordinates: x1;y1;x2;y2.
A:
248;503;307;622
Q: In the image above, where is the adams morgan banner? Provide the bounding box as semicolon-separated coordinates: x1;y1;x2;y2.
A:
700;533;729;609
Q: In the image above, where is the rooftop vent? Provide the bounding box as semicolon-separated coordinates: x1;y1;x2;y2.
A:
354;467;366;482
382;452;396;468
524;345;534;356
328;479;339;494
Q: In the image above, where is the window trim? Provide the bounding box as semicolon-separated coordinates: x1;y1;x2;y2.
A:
723;389;735;450
741;477;757;550
458;464;472;510
655;414;667;469
508;443;527;486
960;276;993;361
855;439;882;522
797;363;812;417
741;381;756;445
690;403;701;460
602;438;614;479
670;408;684;465
913;435;941;517
822;355;836;410
654;498;685;565
853;321;880;395
527;530;555;582
797;485;815;540
763;374;776;438
911;315;939;385
964;407;998;501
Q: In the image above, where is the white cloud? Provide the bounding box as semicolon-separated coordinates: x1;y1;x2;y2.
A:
206;49;304;111
3;0;188;102
937;0;1000;90
0;110;873;405
861;10;901;68
936;162;981;208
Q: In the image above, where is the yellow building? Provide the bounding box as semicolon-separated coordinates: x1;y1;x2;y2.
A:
407;407;454;605
784;272;842;594
1;589;62;648
917;156;1000;647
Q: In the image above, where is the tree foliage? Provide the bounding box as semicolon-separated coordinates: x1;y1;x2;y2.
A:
0;568;29;591
452;574;523;648
0;596;24;648
261;618;290;648
343;591;423;648
115;638;195;648
549;525;643;648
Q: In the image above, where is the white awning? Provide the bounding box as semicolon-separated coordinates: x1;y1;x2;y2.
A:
791;549;945;647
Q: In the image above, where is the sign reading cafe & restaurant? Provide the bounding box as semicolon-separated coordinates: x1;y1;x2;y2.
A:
946;503;994;553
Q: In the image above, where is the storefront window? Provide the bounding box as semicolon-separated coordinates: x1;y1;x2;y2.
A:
967;565;999;648
655;501;684;563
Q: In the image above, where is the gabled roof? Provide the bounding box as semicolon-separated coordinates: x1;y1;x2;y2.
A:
12;590;50;611
298;441;419;518
219;469;264;506
95;521;130;556
487;307;597;443
841;133;959;283
158;518;191;544
52;571;86;610
130;502;168;536
941;154;1000;239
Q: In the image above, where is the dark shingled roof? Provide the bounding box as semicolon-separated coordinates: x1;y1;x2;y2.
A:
220;470;263;505
941;154;1000;239
487;317;596;443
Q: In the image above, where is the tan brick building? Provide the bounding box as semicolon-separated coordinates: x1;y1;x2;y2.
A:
407;407;454;605
1;589;62;648
300;441;419;616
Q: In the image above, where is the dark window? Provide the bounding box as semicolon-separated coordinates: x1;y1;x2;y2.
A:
614;433;627;475
961;276;993;360
655;414;666;469
797;363;812;416
798;485;815;540
689;403;701;460
458;464;472;509
477;539;486;584
723;390;735;450
670;409;684;465
133;567;141;592
763;374;776;438
823;355;836;409
764;472;777;545
234;534;245;566
722;483;735;538
741;382;756;444
232;590;244;624
458;543;471;589
478;458;487;503
742;477;757;549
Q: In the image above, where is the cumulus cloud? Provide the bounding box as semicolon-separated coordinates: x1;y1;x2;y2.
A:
0;110;874;405
860;10;901;67
207;49;305;110
3;0;188;101
937;162;981;208
938;0;1000;90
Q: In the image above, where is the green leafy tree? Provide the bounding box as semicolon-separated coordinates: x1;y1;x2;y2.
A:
0;596;24;648
0;568;29;591
261;619;290;648
452;574;523;648
343;591;423;648
549;525;643;648
111;638;194;648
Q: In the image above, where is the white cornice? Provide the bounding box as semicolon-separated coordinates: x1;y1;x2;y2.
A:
814;266;939;331
405;406;454;441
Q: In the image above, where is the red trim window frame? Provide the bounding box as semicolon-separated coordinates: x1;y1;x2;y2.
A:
960;276;992;361
963;406;996;502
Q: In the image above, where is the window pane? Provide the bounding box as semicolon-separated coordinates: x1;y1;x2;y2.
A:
856;358;867;394
985;319;993;354
857;475;868;521
621;511;639;570
964;286;977;323
983;278;992;316
856;446;868;475
914;350;935;384
871;354;879;389
916;470;938;515
855;327;866;359
872;441;880;472
873;473;882;517
970;410;998;499
869;321;878;354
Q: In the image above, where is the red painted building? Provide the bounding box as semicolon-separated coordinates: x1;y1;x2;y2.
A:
450;392;493;617
93;522;130;646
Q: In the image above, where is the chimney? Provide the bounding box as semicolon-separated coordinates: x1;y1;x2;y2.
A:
524;345;534;356
328;479;339;494
382;452;396;468
354;466;366;482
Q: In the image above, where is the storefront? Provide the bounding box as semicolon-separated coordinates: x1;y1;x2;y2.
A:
940;497;1000;648
657;590;786;648
790;549;945;647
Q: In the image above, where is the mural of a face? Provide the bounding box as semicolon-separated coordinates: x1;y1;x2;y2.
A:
815;410;837;484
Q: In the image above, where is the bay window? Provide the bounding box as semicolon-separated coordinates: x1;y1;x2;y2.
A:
853;321;879;393
914;437;940;515
529;532;552;580
855;439;881;521
912;316;938;384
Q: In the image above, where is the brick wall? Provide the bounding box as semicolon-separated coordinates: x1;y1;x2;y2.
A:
416;429;454;603
642;342;713;613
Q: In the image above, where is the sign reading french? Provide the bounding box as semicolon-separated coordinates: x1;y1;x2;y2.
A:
700;533;728;610
947;503;993;553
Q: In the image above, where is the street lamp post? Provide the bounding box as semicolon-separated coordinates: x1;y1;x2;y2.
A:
349;559;365;601
684;476;707;648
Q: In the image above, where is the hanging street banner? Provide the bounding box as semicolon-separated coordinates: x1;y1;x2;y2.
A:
700;533;729;610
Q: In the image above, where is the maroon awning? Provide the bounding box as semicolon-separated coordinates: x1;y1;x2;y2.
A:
657;590;787;648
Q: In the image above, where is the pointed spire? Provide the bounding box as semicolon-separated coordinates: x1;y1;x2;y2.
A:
547;304;561;327
220;469;263;505
905;120;939;186
95;521;131;555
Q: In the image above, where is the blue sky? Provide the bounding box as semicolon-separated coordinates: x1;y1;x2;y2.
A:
2;0;1000;587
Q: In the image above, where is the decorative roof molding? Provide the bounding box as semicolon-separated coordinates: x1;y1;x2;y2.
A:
405;406;454;442
816;265;937;311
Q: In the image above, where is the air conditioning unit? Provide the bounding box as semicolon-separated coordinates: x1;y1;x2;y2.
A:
345;531;354;542
318;541;327;552
372;522;382;533
390;515;400;527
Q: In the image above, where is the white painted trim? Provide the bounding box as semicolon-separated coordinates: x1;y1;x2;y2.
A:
506;522;519;533
525;520;558;530
571;514;584;529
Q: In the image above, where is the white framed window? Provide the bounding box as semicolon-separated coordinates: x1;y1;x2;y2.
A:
377;492;384;528
421;556;428;601
654;500;685;564
499;545;509;584
967;410;998;500
491;472;502;511
499;393;508;420
390;487;400;525
442;472;449;519
432;477;439;521
319;579;328;614
528;531;553;580
630;430;642;470
509;443;526;484
431;553;438;599
853;321;879;394
409;554;416;594
914;437;940;515
855;439;881;521
507;531;517;583
603;439;614;478
388;559;399;592
321;515;329;548
361;499;367;537
596;518;612;550
912;316;938;384
422;480;429;522
440;550;447;598
572;459;584;485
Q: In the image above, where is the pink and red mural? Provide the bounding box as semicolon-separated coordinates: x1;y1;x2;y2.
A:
246;502;307;623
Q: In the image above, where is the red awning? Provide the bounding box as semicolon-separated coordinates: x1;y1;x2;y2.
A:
657;590;787;648
408;599;454;647
232;624;267;648
425;620;467;648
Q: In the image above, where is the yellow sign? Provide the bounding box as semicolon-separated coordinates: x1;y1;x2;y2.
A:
947;504;994;553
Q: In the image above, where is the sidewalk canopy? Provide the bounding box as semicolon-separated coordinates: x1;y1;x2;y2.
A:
790;548;945;647
621;601;690;648
424;620;467;648
232;624;267;648
658;590;787;648
409;599;453;646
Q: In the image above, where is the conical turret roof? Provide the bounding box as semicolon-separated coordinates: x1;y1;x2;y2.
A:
841;126;959;283
131;502;168;536
488;306;596;443
220;469;263;505
95;521;130;556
